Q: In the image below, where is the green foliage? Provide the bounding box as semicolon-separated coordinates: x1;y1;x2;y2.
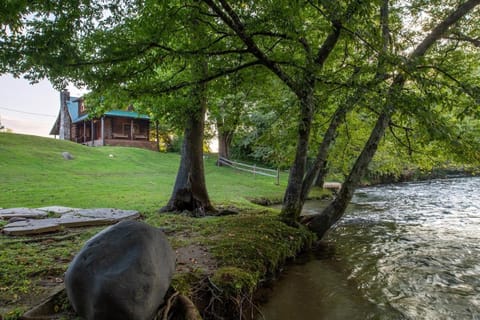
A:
1;0;480;315
166;135;184;153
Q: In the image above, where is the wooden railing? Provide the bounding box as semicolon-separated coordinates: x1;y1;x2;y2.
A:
217;156;280;185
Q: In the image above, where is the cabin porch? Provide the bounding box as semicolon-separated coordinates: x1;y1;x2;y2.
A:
72;116;155;150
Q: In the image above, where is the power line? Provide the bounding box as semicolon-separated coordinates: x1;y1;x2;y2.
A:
0;106;57;118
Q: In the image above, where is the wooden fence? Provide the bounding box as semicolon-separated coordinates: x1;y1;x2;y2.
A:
217;156;280;185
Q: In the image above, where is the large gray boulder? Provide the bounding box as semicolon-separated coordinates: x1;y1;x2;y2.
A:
65;220;175;320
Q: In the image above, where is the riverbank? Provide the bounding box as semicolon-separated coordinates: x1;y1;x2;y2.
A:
363;167;477;186
1;205;318;319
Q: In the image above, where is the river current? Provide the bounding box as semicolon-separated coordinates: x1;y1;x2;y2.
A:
261;177;480;319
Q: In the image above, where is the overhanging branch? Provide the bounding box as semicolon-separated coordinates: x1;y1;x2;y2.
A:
127;59;263;96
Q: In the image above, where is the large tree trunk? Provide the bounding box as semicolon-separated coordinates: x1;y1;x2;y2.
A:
280;88;315;226
280;22;344;226
308;0;392;196
161;115;215;214
161;83;215;214
302;0;479;238
302;98;399;238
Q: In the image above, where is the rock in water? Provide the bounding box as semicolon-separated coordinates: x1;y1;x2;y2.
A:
65;220;175;320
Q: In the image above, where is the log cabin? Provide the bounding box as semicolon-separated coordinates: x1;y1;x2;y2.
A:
50;90;156;150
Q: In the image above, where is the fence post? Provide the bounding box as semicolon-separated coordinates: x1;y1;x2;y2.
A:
276;168;280;185
253;164;256;177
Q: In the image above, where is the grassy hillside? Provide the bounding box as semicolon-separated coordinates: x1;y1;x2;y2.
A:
0;133;289;212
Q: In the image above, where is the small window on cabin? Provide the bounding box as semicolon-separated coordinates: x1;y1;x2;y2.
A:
79;101;87;114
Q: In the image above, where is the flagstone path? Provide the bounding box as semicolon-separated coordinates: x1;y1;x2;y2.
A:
0;206;139;236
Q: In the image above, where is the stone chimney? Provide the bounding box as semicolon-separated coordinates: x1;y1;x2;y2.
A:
59;89;71;140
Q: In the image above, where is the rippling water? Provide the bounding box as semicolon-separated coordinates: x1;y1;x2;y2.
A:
260;177;480;320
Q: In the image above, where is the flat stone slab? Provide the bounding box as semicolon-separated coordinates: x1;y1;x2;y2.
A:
38;206;79;214
1;207;140;236
3;219;62;236
66;208;139;219
58;217;115;228
0;208;48;220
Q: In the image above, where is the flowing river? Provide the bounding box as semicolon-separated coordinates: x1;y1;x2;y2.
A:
261;177;480;319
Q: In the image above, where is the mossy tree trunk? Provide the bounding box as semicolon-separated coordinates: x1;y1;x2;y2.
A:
302;99;398;238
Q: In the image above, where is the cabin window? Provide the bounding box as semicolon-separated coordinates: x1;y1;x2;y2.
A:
79;101;87;114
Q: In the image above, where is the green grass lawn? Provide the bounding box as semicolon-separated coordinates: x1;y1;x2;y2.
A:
0;133;321;319
0;132;291;211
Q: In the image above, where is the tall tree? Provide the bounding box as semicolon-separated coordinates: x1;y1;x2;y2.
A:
303;0;480;238
161;14;215;213
303;0;393;200
202;0;479;232
210;69;254;163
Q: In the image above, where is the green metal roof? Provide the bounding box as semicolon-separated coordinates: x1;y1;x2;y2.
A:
72;110;150;123
104;110;150;119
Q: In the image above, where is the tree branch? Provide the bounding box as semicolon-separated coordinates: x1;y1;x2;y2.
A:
315;22;342;65
445;32;480;47
201;0;299;93
410;0;480;59
314;0;364;66
129;59;263;96
415;64;480;103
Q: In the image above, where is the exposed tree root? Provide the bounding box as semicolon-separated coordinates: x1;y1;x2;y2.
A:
187;277;261;320
156;290;203;320
159;198;240;218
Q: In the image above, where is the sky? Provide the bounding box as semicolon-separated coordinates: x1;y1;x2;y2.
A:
0;75;85;137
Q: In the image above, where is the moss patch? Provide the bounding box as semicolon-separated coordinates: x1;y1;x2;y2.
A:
211;267;258;295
